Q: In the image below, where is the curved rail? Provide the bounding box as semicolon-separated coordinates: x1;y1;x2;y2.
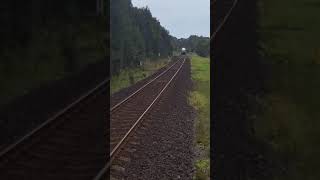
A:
0;78;108;159
211;0;238;40
94;57;186;180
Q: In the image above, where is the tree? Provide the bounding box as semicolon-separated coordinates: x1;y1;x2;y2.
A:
110;0;174;74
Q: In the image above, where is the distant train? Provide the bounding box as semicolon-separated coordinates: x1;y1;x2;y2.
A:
181;48;186;55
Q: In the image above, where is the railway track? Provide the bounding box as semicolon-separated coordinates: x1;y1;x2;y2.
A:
0;79;108;179
94;56;187;180
211;0;238;40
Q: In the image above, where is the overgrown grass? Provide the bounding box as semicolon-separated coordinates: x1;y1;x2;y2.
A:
189;54;210;180
258;0;320;179
110;59;169;95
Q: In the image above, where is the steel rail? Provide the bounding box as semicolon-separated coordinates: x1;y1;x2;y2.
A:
110;57;181;111
0;78;109;158
211;0;238;41
93;58;186;180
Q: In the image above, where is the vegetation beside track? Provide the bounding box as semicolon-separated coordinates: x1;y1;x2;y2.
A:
189;54;210;180
110;58;169;94
258;0;320;179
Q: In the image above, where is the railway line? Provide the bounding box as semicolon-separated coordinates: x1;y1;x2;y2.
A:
211;0;263;179
211;0;238;40
0;1;239;178
94;56;187;180
0;56;186;180
0;79;108;179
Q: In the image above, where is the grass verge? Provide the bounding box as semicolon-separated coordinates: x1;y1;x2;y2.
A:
258;0;320;179
110;59;169;95
188;54;210;180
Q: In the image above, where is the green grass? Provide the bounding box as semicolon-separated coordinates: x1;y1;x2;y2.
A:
189;54;210;180
259;0;320;64
257;0;320;179
110;59;169;95
194;159;210;180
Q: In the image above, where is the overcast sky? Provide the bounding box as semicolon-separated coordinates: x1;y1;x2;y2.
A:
131;0;210;39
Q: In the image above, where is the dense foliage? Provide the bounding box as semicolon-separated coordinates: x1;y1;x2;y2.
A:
110;0;173;75
0;0;106;105
1;0;106;68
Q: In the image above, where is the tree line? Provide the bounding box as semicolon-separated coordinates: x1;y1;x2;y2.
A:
110;0;173;75
110;0;210;75
0;0;106;105
1;0;106;74
172;35;210;57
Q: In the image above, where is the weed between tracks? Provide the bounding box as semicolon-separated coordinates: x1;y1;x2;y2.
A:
188;55;210;180
110;59;169;94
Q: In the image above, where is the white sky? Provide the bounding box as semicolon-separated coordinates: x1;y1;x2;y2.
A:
131;0;210;39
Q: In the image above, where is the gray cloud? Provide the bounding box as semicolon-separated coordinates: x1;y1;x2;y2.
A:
132;0;210;38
